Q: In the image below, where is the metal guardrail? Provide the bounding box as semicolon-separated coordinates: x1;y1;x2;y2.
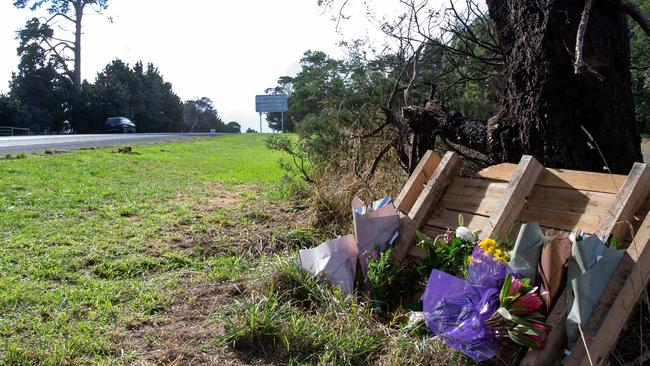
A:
0;126;30;137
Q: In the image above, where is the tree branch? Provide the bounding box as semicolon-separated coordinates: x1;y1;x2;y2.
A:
404;42;425;106
49;35;75;45
42;38;72;77
573;0;605;81
403;101;488;155
574;0;593;74
44;12;75;25
617;0;650;37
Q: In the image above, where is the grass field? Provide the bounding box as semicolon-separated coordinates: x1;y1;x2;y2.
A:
0;134;473;366
0;134;293;364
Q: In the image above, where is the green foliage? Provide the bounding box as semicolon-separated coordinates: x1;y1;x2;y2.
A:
265;48;400;188
490;274;549;350
366;247;396;309
9;19;71;132
265;75;294;132
217;257;472;366
2;153;27;160
364;247;422;314
13;0;108;14
81;59;183;133
265;134;313;183
0;93;19;125
365;247;419;312
6;10;199;134
226;121;241;133
269;257;333;310
217;290;385;365
416;19;501;120
631;0;650;132
416;230;474;278
182;97;226;132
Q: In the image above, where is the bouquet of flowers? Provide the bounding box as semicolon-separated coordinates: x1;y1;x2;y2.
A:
489;273;549;349
415;215;481;278
420;217;549;361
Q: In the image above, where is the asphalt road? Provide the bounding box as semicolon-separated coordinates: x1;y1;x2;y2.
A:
0;133;222;154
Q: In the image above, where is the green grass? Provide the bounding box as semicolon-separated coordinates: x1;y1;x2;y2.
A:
0;134;287;365
216;258;473;366
0;133;476;365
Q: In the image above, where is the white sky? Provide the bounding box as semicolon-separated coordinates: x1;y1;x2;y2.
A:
0;0;359;132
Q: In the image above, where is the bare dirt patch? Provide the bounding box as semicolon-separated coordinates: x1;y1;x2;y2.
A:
205;187;243;210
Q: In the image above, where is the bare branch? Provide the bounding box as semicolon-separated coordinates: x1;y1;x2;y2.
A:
574;0;593;74
42;12;75;25
41;38;72;76
617;0;650;37
348;119;391;139
49;35;75;45
404;42;425;106
366;142;392;181
631;64;650;71
572;0;606;81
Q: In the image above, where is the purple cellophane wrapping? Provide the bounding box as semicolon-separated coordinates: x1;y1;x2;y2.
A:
423;247;512;361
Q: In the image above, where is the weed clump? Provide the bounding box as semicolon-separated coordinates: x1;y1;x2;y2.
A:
2;153;27;160
216;256;472;365
116;146;139;154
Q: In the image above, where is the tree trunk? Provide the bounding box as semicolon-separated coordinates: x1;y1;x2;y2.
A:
485;0;642;173
73;2;83;94
70;1;84;128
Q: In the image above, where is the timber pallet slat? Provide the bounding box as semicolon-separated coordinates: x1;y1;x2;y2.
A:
393;151;650;365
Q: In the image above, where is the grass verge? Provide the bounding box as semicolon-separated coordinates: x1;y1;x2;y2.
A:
1;133;480;365
0;134;290;364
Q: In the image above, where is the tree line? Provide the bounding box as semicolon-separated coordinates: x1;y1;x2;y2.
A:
267;0;650;179
0;0;240;134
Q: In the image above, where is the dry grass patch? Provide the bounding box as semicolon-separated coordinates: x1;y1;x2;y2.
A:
124;276;249;365
153;185;324;259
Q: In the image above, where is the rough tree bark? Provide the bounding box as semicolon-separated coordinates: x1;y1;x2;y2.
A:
407;0;645;174
487;0;641;173
73;1;83;94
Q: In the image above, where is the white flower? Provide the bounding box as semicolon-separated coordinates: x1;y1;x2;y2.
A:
455;226;476;242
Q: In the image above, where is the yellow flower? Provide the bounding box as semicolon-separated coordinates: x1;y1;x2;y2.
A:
479;238;498;252
479;238;510;263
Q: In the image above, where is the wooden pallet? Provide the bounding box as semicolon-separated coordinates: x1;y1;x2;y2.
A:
393;151;650;365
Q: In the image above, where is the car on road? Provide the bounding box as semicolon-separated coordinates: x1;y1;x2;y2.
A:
104;117;136;133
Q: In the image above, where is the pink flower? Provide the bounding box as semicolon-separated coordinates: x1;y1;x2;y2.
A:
531;323;548;333
444;229;453;244
508;277;523;297
511;293;543;314
526;324;548;348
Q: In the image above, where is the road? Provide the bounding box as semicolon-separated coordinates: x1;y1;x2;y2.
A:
0;133;221;154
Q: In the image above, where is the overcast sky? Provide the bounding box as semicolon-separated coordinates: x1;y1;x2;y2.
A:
0;0;374;132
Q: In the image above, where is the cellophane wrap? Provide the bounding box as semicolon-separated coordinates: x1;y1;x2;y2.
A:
423;247;512;361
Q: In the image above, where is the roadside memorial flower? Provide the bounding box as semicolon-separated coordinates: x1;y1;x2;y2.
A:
479;238;511;263
528;323;549;347
444;229;453;244
424;247;549;361
455;226;476;243
511;292;543;314
455;214;480;243
508;277;524;297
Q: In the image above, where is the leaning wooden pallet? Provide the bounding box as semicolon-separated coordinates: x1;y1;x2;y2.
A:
393;151;650;365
